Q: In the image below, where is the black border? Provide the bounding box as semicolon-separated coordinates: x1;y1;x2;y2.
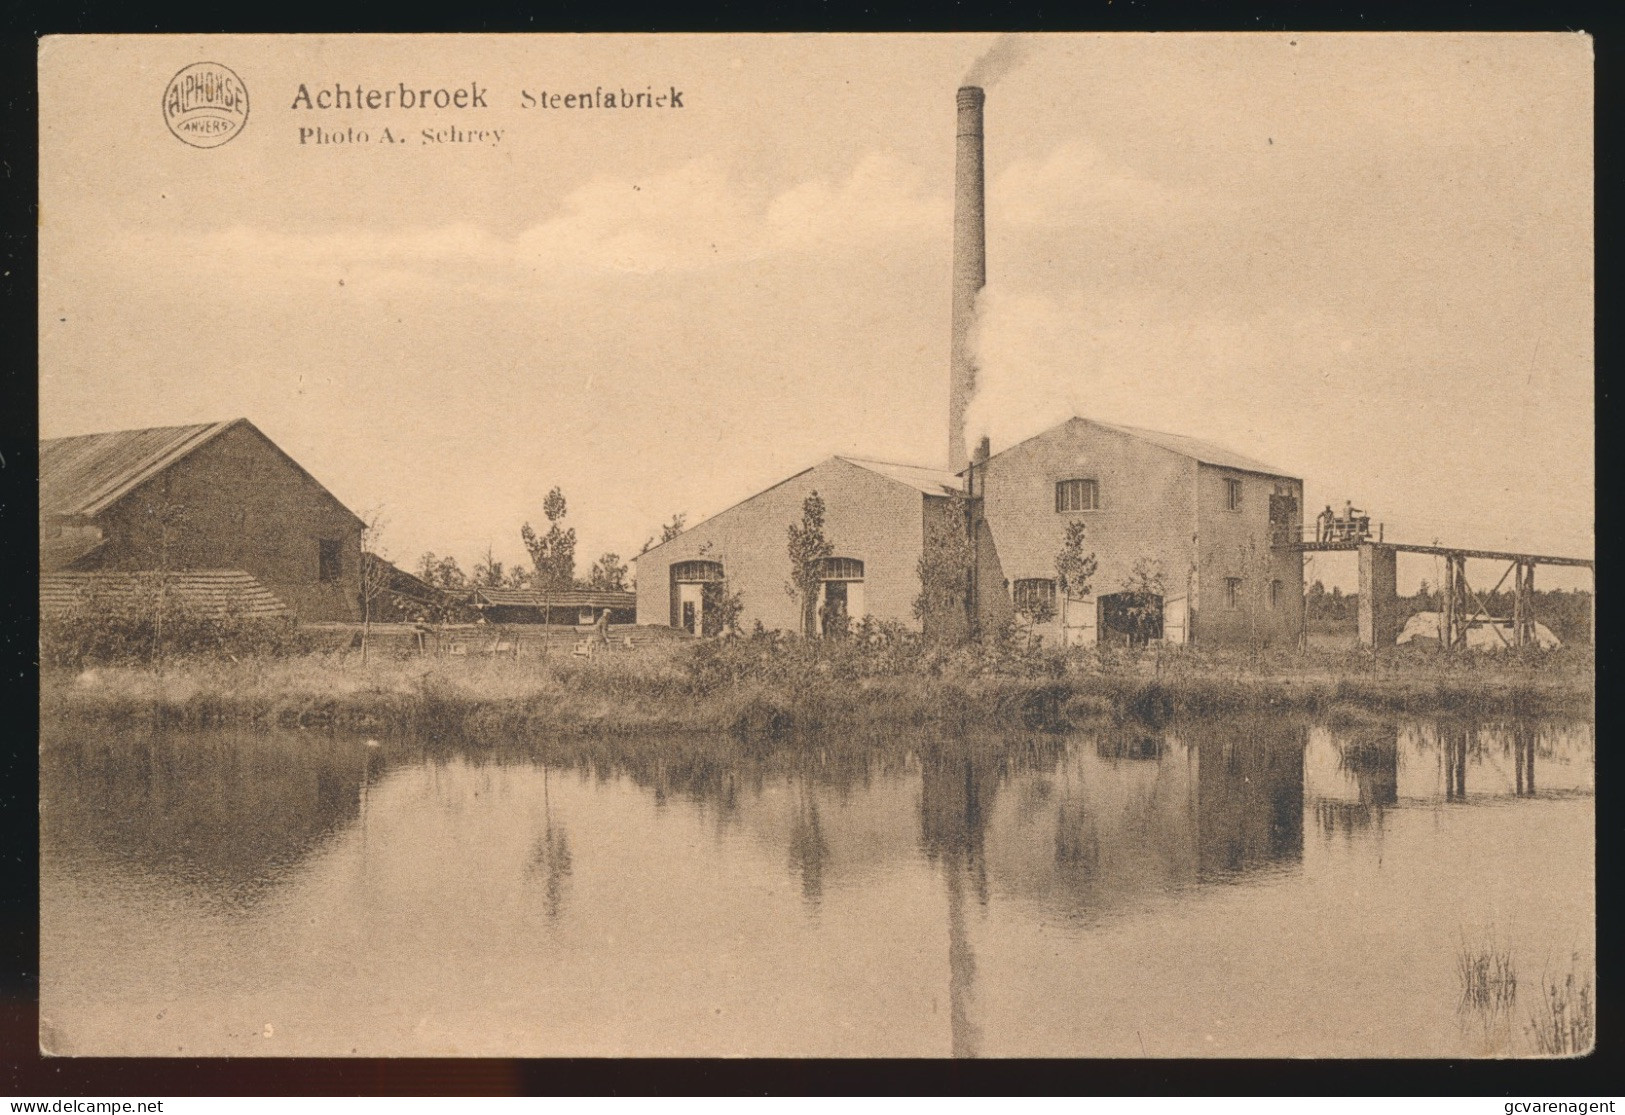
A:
3;0;1615;1097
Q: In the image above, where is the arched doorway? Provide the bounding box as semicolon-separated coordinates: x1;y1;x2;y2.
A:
670;560;724;634
814;557;864;636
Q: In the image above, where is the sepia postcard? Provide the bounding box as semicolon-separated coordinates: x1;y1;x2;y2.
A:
37;33;1594;1059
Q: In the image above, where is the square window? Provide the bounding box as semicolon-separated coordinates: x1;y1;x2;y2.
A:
319;539;342;583
1055;478;1099;513
1225;577;1242;609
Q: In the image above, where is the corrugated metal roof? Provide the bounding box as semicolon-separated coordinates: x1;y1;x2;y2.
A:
469;586;637;609
40;420;241;518
1087;419;1294;477
40;571;290;619
838;457;965;497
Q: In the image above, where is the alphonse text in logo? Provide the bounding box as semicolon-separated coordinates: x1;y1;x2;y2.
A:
163;63;249;148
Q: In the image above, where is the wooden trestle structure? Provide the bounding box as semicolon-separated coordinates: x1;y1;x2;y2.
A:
1280;540;1593;650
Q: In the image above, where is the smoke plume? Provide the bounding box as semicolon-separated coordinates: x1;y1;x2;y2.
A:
963;34;1036;88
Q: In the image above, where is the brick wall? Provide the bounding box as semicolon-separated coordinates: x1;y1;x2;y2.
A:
90;423;363;621
974;419;1199;642
635;458;928;632
1192;465;1303;646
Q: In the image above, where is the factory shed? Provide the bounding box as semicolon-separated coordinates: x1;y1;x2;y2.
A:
40;418;364;622
634;455;964;635
468;586;637;625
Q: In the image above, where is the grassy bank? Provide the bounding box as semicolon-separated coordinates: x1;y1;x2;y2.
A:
40;634;1595;739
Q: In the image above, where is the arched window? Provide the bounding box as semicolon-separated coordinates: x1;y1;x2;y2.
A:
670;560;725;583
1012;578;1057;615
815;557;865;582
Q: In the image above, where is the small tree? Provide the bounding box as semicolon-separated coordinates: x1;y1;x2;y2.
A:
358;510;390;664
1013;587;1056;651
639;512;688;556
522;487;577;625
417;552;469;591
587;552;628;592
1054;520;1098;642
786;491;835;637
1119;558;1167;647
701;581;745;637
522;487;577;591
472;545;510;589
914;497;974;644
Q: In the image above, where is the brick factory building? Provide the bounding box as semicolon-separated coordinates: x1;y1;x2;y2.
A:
635;85;1305;648
633;420;1302;648
39;418;364;622
635;456;963;636
967;417;1302;648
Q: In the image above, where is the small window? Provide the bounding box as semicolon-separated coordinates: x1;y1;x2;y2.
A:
1225;577;1242;609
319;539;343;583
1225;478;1243;511
1055;478;1100;513
1013;578;1058;616
1269;579;1282;609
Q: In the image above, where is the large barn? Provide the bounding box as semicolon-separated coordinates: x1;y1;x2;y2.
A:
39;418;364;622
634;85;1304;648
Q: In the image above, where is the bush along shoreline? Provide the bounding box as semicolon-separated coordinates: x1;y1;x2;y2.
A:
40;619;1595;739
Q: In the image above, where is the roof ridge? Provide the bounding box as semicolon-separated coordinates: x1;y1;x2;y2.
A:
39;418;240;446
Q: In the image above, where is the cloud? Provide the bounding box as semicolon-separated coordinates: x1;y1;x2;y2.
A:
989;140;1193;228
116;152;949;293
766;153;949;252
962;284;1357;463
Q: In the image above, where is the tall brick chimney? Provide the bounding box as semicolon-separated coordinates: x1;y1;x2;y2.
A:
948;85;985;475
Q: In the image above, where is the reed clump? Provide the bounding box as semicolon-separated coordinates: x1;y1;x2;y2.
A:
1526;953;1594;1056
1456;929;1518;1014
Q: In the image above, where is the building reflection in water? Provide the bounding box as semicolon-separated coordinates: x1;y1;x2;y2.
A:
1315;725;1399;837
40;726;369;910
1512;722;1537;798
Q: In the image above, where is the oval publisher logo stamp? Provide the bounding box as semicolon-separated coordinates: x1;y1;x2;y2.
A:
163;62;249;148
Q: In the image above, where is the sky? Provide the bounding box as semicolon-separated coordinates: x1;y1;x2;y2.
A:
39;33;1593;591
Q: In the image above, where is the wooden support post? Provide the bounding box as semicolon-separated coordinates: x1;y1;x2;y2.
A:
1442;554;1458;650
1524;563;1536;647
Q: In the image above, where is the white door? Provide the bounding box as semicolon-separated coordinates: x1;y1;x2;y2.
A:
847;581;866;623
677;582;704;635
1163;595;1188;645
1062;594;1097;646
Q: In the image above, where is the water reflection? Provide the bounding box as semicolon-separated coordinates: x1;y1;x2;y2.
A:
918;748;1007;1058
40;726;372;909
39;710;1593;1057
524;769;573;921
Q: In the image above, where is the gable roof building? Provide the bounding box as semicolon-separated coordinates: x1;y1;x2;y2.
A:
40;418;365;622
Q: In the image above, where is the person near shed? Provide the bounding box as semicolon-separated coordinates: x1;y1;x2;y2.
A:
594;607;611;646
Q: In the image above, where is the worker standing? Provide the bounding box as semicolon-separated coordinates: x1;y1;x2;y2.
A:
594;607;611;646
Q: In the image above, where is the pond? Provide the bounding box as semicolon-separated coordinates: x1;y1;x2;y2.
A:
39;713;1593;1057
